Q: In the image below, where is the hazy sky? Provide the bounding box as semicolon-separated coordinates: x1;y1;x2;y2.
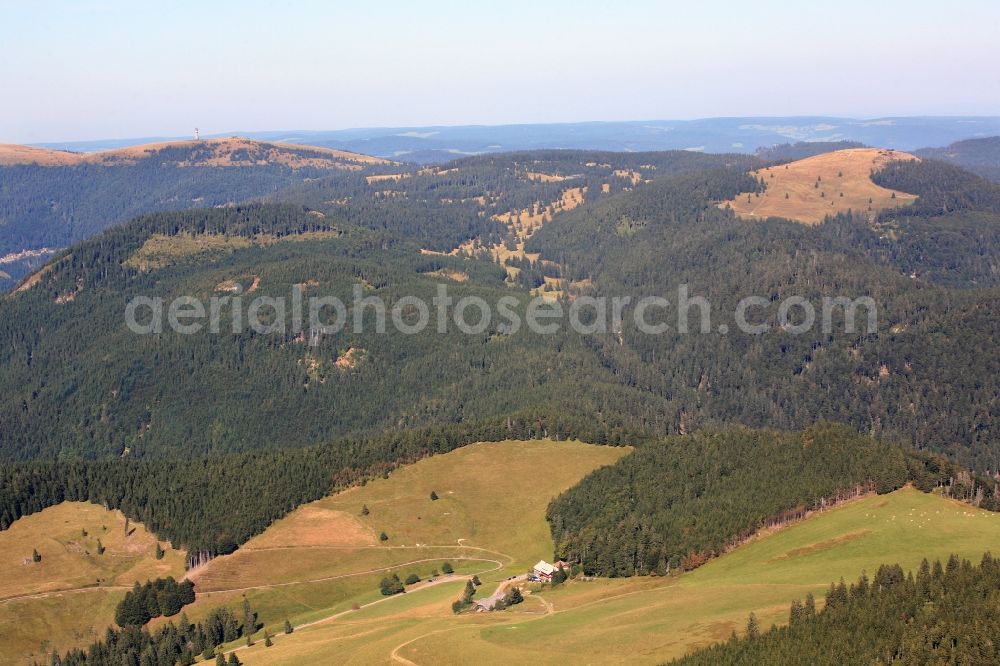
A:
2;0;998;143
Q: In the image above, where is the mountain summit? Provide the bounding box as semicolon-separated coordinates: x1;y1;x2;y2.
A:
0;137;390;169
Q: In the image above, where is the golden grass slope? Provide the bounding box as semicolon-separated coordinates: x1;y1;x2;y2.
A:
0;144;83;166
165;440;626;657
0;137;389;169
0;502;186;665
188;438;628;586
237;487;1000;665
725;147;919;224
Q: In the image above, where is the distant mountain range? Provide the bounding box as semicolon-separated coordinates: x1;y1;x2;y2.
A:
6;129;1000;292
33;117;1000;163
4;147;1000;464
0;138;394;289
0;137;388;168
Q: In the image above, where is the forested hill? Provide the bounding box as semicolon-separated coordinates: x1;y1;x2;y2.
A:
0;414;625;558
866;158;1000;287
916;136;1000;182
0;147;747;291
546;423;1000;577
0;202;667;461
271;148;758;252
523;162;1000;466
4;152;1000;465
0;138;394;290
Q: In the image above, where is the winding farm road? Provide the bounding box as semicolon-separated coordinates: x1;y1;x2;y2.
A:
196;555;506;596
0;584;131;604
389;577;552;666
223;540;516;659
5;538;534;664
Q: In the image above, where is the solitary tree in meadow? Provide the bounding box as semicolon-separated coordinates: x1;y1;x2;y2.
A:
243;597;257;636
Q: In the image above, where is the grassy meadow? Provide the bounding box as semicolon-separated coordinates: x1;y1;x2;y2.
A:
724;148;918;224
237;486;1000;665
0;502;186;665
164;439;628;657
12;441;1000;666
